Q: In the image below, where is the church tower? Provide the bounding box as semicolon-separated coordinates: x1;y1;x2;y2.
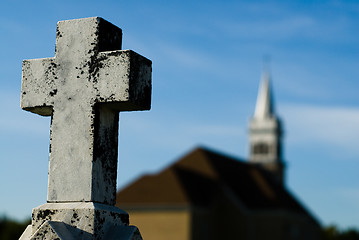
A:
249;71;285;185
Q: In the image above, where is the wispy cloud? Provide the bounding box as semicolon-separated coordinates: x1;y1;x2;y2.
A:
186;124;244;137
153;41;219;71
121;112;244;150
281;103;359;156
210;2;358;45
218;15;316;41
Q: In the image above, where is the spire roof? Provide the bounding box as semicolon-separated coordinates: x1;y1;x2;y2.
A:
254;72;274;119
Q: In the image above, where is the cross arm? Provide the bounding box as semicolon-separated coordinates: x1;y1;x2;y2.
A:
21;58;58;116
96;50;152;111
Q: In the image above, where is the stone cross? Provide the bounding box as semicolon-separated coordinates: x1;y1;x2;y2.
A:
21;17;151;206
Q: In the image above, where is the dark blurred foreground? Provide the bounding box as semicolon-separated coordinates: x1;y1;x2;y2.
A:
0;216;358;240
0;217;30;240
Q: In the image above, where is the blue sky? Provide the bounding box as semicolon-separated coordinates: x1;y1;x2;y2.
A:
0;0;358;230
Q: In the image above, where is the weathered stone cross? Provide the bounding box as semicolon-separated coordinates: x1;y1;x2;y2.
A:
21;17;151;206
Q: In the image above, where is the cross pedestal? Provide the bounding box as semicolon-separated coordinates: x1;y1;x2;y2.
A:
19;17;151;240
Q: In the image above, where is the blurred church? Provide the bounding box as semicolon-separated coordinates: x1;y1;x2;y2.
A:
116;72;321;240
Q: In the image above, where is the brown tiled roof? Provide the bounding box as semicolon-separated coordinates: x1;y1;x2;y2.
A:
116;147;311;215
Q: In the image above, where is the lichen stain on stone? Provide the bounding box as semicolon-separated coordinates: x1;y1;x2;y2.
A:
56;26;62;38
71;212;80;224
36;209;56;220
49;89;57;97
88;54;107;84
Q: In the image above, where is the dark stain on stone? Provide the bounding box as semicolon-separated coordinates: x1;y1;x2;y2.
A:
94;210;106;235
88;54;107;84
56;26;62;38
92;104;119;205
49;115;54;153
120;213;129;224
35;209;56;229
49;89;57;97
50;61;57;68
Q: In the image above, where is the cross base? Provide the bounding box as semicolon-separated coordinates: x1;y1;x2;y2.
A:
19;202;142;240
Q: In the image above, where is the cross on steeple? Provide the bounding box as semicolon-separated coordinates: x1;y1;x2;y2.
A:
21;17;152;205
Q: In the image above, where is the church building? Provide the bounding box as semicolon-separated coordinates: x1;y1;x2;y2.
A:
116;72;321;240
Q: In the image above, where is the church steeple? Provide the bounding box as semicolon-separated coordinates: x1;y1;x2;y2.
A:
254;72;274;119
249;70;285;185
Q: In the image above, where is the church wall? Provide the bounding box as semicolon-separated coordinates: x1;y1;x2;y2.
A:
191;197;249;240
249;211;321;240
127;209;190;240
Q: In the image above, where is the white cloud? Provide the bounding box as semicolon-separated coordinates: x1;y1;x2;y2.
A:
211;2;357;45
122;112;243;148
281;104;359;155
186;124;244;137
219;15;316;40
154;41;218;71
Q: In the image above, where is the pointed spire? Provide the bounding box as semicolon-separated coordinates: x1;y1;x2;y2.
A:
254;71;274;119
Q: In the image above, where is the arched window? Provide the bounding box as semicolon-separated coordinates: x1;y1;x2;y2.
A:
253;142;269;154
